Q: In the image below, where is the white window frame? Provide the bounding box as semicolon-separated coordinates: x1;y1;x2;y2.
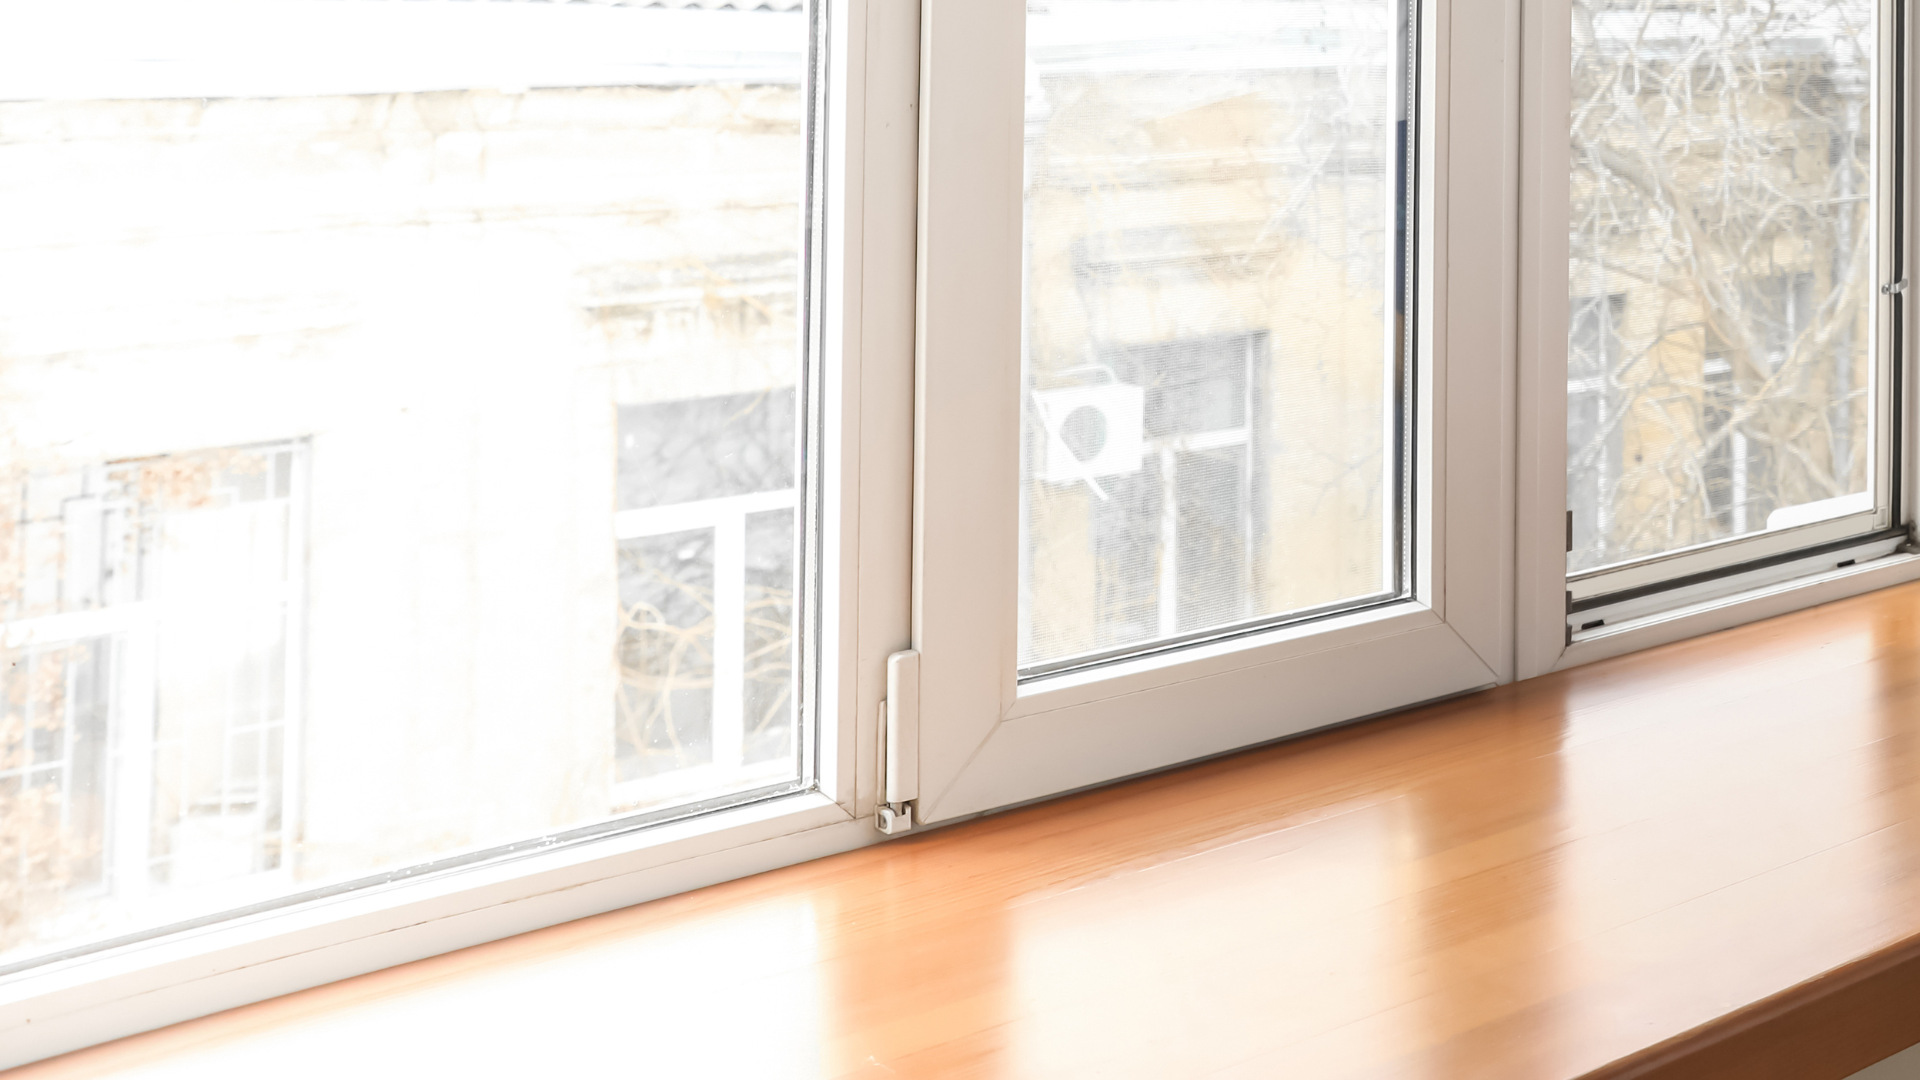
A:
0;0;920;1066
1514;0;1920;678
8;0;1918;1067
906;0;1519;825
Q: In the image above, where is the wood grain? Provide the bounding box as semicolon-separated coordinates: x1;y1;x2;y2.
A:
17;582;1920;1079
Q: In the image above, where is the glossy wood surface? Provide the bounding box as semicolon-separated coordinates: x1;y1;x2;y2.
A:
20;583;1920;1079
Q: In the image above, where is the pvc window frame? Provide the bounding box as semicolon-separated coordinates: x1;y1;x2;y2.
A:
906;0;1520;826
0;0;921;1068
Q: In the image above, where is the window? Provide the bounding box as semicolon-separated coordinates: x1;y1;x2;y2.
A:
1025;333;1273;668
1565;0;1899;623
906;0;1508;826
0;0;820;975
614;390;800;807
4;447;305;951
1018;0;1411;676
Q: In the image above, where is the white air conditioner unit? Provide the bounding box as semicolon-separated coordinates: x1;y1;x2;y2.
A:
1032;380;1146;484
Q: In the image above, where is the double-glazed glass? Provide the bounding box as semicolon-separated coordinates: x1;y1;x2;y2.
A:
1568;0;1878;574
0;0;813;970
1020;0;1413;674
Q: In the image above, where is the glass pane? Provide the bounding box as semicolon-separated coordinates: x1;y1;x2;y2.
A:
1568;0;1875;574
1021;0;1411;672
0;0;810;968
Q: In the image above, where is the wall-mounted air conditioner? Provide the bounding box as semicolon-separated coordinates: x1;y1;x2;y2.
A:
1032;377;1145;484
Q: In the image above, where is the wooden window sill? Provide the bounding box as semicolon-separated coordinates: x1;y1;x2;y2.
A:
17;582;1920;1078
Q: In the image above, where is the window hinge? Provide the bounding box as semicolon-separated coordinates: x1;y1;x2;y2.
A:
1882;279;1908;296
875;649;921;835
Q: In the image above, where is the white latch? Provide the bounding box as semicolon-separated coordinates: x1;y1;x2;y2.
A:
1882;279;1908;296
875;649;920;835
875;801;912;835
